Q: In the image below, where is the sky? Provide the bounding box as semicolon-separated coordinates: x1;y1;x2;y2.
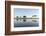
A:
14;8;39;17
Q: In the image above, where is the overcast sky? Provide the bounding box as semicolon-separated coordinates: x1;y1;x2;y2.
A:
14;8;39;17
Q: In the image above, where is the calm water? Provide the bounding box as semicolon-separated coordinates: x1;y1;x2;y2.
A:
14;19;39;27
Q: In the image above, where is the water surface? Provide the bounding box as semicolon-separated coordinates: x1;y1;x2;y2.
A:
14;19;39;27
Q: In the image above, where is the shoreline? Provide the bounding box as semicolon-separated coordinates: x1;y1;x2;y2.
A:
14;18;39;19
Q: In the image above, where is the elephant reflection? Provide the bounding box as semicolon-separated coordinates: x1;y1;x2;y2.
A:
23;19;26;22
16;19;19;21
32;20;37;22
16;19;26;22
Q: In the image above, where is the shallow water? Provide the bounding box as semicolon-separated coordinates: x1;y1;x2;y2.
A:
14;19;39;27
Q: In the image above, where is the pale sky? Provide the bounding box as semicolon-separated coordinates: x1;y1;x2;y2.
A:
14;8;39;17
